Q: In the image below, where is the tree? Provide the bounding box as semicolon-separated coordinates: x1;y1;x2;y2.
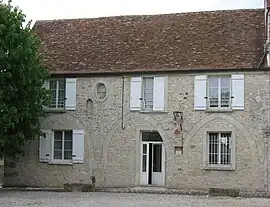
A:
0;0;49;159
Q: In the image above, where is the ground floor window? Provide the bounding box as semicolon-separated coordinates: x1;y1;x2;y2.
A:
207;132;234;168
53;130;73;161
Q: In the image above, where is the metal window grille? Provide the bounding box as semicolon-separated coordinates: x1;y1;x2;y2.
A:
208;132;231;165
208;77;231;108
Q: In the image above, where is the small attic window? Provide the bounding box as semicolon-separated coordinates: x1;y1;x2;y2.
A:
96;83;107;101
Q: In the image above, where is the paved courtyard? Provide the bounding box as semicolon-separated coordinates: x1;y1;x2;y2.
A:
0;191;270;207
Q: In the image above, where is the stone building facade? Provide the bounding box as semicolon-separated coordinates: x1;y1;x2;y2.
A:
4;8;270;193
4;71;270;192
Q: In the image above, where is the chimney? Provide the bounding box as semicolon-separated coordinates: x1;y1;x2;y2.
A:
266;0;270;9
265;0;270;67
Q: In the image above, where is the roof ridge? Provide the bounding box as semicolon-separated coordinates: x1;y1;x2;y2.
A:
34;8;264;25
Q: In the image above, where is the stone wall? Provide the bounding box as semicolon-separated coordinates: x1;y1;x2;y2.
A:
4;71;270;191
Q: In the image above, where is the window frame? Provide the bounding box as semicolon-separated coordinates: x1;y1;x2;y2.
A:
207;75;232;111
203;128;236;171
49;78;66;109
93;81;108;102
141;77;154;111
51;130;73;164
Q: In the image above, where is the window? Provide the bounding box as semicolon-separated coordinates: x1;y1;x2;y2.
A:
130;76;166;112
142;77;154;110
194;74;244;111
53;130;73;161
208;132;232;166
49;79;66;108
208;76;231;109
40;129;84;164
96;83;107;100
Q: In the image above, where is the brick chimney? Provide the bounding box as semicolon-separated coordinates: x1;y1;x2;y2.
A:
266;0;270;9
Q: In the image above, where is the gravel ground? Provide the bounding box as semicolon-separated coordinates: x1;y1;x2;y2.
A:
0;191;270;207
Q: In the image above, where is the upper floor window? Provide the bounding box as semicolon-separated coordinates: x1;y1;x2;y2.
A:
208;76;231;109
130;76;167;112
49;79;66;109
194;74;244;111
43;78;77;111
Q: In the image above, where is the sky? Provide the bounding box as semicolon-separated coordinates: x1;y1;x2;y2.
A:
3;0;265;24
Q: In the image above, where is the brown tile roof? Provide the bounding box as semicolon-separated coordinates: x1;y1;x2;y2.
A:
34;9;265;74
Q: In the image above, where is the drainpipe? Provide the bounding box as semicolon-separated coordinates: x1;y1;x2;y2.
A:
121;75;125;130
264;0;270;192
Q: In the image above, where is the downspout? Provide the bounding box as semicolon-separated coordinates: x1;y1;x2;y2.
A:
264;0;270;192
121;75;125;130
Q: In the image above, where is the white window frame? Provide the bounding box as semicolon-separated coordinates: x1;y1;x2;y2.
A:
49;79;66;109
203;128;235;171
207;76;232;110
51;130;73;164
141;77;154;111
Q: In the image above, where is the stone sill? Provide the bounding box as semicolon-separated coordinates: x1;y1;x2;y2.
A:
205;108;233;113
130;110;168;113
43;108;66;113
48;161;73;166
204;166;235;171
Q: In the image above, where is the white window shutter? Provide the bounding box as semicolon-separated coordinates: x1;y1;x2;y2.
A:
72;129;85;164
232;74;244;110
130;77;142;111
39;129;52;162
65;78;77;110
194;75;207;110
153;77;166;111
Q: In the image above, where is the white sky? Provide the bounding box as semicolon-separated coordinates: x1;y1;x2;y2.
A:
3;0;265;24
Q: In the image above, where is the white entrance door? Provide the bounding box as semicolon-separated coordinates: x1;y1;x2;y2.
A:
140;142;164;186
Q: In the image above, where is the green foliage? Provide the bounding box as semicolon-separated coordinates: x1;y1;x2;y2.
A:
0;0;50;158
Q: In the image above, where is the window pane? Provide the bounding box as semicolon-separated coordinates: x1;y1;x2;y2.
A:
54;141;62;150
97;84;106;99
54;131;63;159
209;133;219;164
153;144;162;172
64;150;72;160
64;131;72;141
54;150;62;159
142;155;147;172
143;78;154;110
54;131;63;141
49;80;57;90
58;89;65;108
50;89;57;108
221;77;230;108
220;133;231;165
143;144;147;154
64;141;72;150
208;78;219;108
58;80;66;90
